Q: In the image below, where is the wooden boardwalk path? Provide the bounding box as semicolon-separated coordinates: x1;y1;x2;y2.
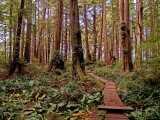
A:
87;70;133;120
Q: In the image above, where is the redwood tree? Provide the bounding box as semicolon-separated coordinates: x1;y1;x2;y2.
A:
24;0;32;63
93;4;97;61
103;0;109;66
84;2;91;61
70;0;85;78
136;0;143;68
54;0;63;51
9;0;25;75
119;0;132;72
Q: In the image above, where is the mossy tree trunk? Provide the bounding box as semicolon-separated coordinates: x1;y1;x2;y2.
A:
54;0;63;51
24;0;32;63
124;0;133;72
103;0;109;66
119;0;133;72
47;4;51;63
9;0;25;76
20;20;25;59
136;0;143;68
64;8;68;60
9;2;13;62
98;0;103;60
84;2;91;61
110;0;114;64
93;4;97;61
70;0;85;79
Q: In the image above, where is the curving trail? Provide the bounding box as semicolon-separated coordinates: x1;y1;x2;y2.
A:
87;70;133;120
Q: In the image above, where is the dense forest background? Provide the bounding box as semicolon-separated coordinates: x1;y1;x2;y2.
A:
0;0;160;119
0;0;159;68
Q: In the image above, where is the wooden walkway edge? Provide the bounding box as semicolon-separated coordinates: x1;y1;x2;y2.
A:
87;70;133;120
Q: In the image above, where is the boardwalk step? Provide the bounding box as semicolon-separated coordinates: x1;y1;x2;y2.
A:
98;105;134;113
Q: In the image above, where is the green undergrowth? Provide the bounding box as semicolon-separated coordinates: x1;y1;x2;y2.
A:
0;62;105;120
91;58;160;120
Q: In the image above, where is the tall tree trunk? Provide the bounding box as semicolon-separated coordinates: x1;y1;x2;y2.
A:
119;0;132;72
151;0;157;57
4;23;7;61
38;0;46;63
13;21;17;59
61;31;64;53
9;0;25;76
20;20;25;58
119;0;125;71
24;0;32;63
42;31;45;65
110;0;114;64
47;5;51;62
134;27;137;62
84;2;91;61
116;25;119;61
145;28;149;60
68;29;71;61
93;4;97;61
136;0;143;68
97;5;103;60
70;0;85;78
33;0;37;58
64;9;68;59
54;0;63;51
9;3;13;62
103;0;109;66
117;0;120;62
125;0;133;71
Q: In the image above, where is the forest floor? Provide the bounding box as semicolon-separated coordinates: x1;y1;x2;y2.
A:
0;58;160;120
0;62;106;120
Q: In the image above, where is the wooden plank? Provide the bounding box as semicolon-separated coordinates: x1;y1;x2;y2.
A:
98;105;134;112
106;113;129;120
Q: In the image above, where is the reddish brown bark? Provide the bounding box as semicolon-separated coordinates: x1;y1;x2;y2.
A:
70;0;85;78
24;0;32;63
54;0;63;51
20;20;25;58
9;3;13;61
9;0;25;75
97;8;103;60
110;0;114;64
103;0;109;66
136;0;143;68
47;5;51;62
84;2;91;61
93;4;97;61
64;9;68;59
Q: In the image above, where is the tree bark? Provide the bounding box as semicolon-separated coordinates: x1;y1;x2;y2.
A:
24;0;32;63
47;4;51;62
33;1;37;58
84;2;91;61
9;0;25;76
103;0;109;66
116;25;119;61
97;5;103;60
20;20;25;58
110;0;114;64
4;23;7;61
54;0;63;51
119;0;124;64
38;0;46;63
136;0;143;68
93;4;97;61
70;0;85;78
9;3;13;62
64;9;68;59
